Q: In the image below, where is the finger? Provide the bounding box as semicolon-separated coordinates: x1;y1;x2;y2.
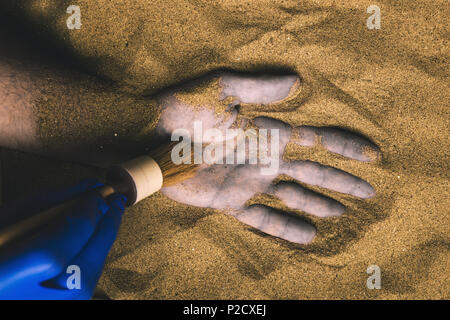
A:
293;126;380;162
48;194;126;295
253;116;292;153
234;205;316;245
283;160;375;198
319;128;380;161
293;126;316;147
268;181;345;217
219;73;299;104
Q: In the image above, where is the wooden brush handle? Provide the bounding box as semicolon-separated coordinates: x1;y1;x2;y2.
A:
0;156;163;250
0;185;115;250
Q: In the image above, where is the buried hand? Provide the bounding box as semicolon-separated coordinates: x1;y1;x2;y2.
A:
155;72;380;245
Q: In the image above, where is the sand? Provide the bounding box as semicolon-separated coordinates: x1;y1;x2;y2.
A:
0;0;449;299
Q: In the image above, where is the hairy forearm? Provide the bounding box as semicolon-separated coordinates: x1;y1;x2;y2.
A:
0;40;160;166
0;59;40;152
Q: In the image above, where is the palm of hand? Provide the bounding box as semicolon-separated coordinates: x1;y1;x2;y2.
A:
154;72;379;245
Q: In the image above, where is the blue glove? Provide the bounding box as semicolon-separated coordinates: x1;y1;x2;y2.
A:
0;179;126;300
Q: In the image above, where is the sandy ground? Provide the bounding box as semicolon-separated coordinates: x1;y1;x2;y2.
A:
0;0;449;299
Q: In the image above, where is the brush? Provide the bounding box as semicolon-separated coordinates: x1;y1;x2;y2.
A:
0;141;198;249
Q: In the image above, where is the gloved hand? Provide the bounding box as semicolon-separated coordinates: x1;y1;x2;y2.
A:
0;179;126;300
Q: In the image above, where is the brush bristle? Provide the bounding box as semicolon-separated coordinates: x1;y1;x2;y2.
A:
148;141;199;187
